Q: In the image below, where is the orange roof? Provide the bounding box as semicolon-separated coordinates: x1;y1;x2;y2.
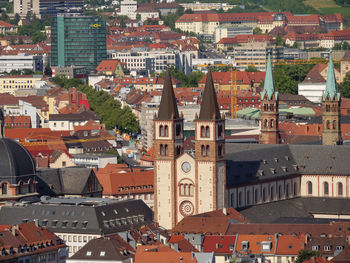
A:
0;20;15;27
235;235;276;255
96;168;153;195
218;34;273;44
96;59;121;73
140;146;154;162
276;235;305;255
134;244;198;263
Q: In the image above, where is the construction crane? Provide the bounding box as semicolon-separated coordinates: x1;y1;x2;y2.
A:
20;136;116;147
230;65;237;119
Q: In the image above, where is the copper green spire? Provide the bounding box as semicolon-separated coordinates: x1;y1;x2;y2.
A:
323;50;340;101
261;51;278;100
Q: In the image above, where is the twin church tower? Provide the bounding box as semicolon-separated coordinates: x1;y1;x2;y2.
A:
153;71;226;229
153;52;341;229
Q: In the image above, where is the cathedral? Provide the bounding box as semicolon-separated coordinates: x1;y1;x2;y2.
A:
154;52;350;229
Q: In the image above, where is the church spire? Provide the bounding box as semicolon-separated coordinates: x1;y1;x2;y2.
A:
261;52;278;100
157;71;179;120
323;50;340;101
199;69;221;120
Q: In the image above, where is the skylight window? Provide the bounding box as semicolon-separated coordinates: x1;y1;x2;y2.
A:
86;251;92;256
100;251;105;256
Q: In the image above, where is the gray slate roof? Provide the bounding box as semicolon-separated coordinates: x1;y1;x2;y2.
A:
239;197;350;223
69;238;131;261
0;197;153;235
49;109;100;121
36;167;103;196
225;144;350;187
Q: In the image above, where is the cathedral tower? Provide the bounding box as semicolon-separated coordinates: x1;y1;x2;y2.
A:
259;52;280;144
322;51;342;145
153;71;184;229
194;70;226;214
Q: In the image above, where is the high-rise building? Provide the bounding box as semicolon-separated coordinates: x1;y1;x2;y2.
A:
14;0;83;18
51;14;107;72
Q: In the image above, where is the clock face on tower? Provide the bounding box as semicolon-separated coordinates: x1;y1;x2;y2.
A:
179;200;194;217
181;162;191;173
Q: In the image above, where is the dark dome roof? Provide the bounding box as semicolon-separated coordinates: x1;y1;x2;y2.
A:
0;138;36;184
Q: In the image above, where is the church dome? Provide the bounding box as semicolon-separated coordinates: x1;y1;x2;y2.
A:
0;138;36;184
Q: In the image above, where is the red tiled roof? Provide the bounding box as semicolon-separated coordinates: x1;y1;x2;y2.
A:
168;235;199;252
276;235;305;255
96;59;122;73
0;20;15;27
235;234;276;255
202;235;236;254
218;34;273;44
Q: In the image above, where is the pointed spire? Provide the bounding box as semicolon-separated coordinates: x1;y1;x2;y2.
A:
199;69;221;120
157;71;179;120
323;50;340;101
261;51;277;100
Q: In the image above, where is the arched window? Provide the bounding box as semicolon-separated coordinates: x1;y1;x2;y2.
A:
326;104;330;112
262;188;266;202
206;145;209;156
270;104;274;111
324;182;329;195
184;185;189;196
293;182;297;196
160;144;164;156
270;119;274;128
180;185;185;195
164;125;169;137
176;146;181;155
218;145;223;157
307;181;312;195
333;120;336;130
189;185;193;196
164;144;168;156
338;182;343;196
29;181;35;193
201;145;206;156
201;126;205;137
285;184;290;198
278;185;282;200
205;126;210;137
159;125;164;137
326;120;330;129
1;183;7;195
264;119;268;128
238;192;242;206
270;186;274;201
246;191;250;205
230;193;235;207
254;189;259;204
264;104;268;111
176;124;181;136
218;125;223;137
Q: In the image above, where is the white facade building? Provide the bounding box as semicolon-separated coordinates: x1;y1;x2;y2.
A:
298;82;326;103
0;53;43;73
117;0;137;19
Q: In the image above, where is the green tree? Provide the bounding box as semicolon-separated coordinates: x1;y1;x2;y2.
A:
246;65;259;72
276;34;283;46
136;13;141;21
253;27;262;35
31;31;46;44
296;250;320;263
339;72;350;98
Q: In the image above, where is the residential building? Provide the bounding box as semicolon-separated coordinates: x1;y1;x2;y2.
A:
51;14;107;72
96;164;154;209
67;238;133;263
96;59;127;77
0;197;153;257
52;66;88;80
0;222;68;263
4;115;31;128
231;42;283;71
48;108;100;131
180;2;236;12
117;0;138;19
0;75;43;95
14;0;83;18
0;20;18;35
214;26;253;43
298;63;341;103
71;153;118;168
217;34;274;51
0;53;43;73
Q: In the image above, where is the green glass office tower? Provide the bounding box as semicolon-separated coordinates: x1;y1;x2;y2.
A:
51;14;107;71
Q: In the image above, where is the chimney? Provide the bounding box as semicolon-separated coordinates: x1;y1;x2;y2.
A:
34;219;39;227
222;207;227;215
